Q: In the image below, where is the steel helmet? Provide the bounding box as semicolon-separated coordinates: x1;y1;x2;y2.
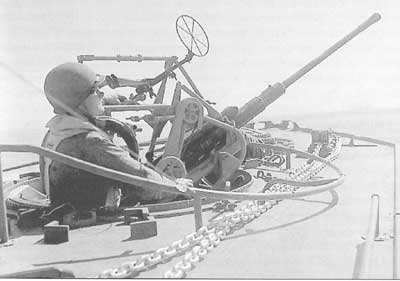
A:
44;62;97;114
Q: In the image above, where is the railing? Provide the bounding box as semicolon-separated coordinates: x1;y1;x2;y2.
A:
0;154;7;243
286;128;400;278
333;133;399;279
353;194;381;278
394;144;400;279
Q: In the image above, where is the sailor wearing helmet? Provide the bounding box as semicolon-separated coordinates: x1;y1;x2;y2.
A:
40;62;192;212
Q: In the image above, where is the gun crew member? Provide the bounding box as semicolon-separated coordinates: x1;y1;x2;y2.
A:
40;62;192;212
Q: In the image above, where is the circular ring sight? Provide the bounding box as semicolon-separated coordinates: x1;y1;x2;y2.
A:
176;15;210;57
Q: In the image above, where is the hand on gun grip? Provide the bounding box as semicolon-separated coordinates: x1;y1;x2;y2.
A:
130;93;146;101
105;74;120;89
175;178;194;193
103;94;127;105
120;93;146;105
135;84;152;95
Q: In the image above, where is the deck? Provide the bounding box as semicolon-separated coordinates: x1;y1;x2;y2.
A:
0;127;396;279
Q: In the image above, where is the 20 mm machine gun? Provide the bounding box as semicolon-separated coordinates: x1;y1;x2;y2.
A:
79;13;381;189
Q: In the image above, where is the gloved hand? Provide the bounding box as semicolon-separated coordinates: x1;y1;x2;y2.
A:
102;94;127;105
175;178;194;192
120;93;147;105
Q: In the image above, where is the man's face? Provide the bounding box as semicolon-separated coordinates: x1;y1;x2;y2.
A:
79;90;105;117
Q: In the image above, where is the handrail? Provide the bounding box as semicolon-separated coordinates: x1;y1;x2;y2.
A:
353;194;381;279
394;144;400;279
0;153;7;243
332;132;398;278
293;125;399;278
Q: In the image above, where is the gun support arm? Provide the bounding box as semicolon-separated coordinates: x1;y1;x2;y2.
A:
233;13;381;128
136;52;194;94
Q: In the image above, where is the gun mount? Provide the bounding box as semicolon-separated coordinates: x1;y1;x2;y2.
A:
80;13;381;189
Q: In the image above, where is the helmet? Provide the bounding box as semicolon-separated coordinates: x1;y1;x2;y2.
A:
44;62;97;114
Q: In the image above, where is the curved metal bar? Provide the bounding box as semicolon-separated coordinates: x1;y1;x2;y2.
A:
192;175;344;201
191;144;345;200
264;178;337;188
250;143;343;175
0;145;184;196
141;175;255;213
0;143;343;200
331;131;393;148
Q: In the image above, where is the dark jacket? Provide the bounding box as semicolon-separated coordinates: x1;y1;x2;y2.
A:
40;115;175;210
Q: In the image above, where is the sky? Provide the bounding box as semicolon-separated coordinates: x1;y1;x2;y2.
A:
0;0;399;146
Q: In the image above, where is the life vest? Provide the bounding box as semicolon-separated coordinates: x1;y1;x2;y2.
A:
40;116;139;197
41;131;65;196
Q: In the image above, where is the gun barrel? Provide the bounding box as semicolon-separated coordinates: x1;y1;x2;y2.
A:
283;13;381;88
233;13;381;128
234;83;285;128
